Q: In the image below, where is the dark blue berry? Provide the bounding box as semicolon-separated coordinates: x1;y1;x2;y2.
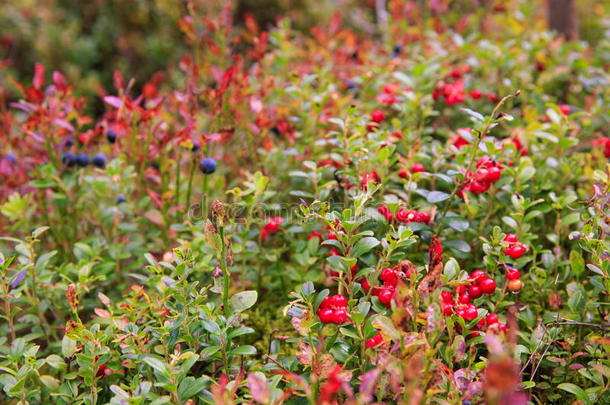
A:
107;130;117;144
191;140;200;152
199;157;217;174
75;153;90;167
116;195;126;204
64;137;74;148
392;44;402;57
62;152;76;167
92;154;106;168
5;153;16;164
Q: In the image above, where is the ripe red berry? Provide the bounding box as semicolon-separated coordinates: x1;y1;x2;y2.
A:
398;168;408;178
506;243;527;259
308;232;323;241
377;205;393;221
330;294;348;308
440;290;454;303
468;180;490;194
469;270;486;282
442;303;454;315
318;308;334;323
395;208;409;222
411;163;425;173
454;285;467;295
378;288;394;307
558;104;570;116
365;333;383;348
371;109;385;123
486;313;499;325
479;278;497;294
508;279;523;292
498;323;508;332
503;233;518;243
332;308;349;324
361;278;371;292
380;268;399;287
468;285;483;299
458;293;471;305
506;269;521;280
462;307;478;321
328;248;341;257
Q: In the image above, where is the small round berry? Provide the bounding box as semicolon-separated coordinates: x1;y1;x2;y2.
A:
479;278;497;294
319;296;333;310
498;323;508;333
330;294;348;308
5;153;16;163
559;104;570;116
116;195;126;204
411;163;425;173
469;270;486;282
469;181;490;194
92;154;106;168
62;152;76;167
468;285;483;299
332;308;349;324
191;140;200;152
327;249;340;257
308;232;322;241
442;303;454;315
462;307;478;321
503;233;519;243
454;285;467;295
508;279;523;292
107;130;117;143
486;313;499;325
371;109;385;123
506;243;527;259
199;157;217;174
361;278;371;292
458;293;471;305
380;268;399;287
440;290;454;303
395;208;409;223
377;288;394;307
398;168;408;178
318;308;334;323
75;153;90;167
365;333;383;348
64;137;74;148
506;269;521;280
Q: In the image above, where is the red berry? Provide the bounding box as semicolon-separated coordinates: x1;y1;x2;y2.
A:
454;285;467;295
308;232;323;241
442;303;454;315
361;278;371;292
479;278;497;294
378;288;394;307
506;269;521;280
365;333;383;348
411;163;425;173
371;109;385;123
377;205;393;221
462;307;478;321
486;313;499;325
380;268;399;287
318;308;334;323
328;248;341;257
468;181;490;194
498;323;508;332
398;168;408;178
468;285;483;299
414;212;431;223
332;308;349;324
458;293;471;305
485;166;502;183
469;270;486;282
470;90;482;99
395;208;409;222
440;290;454;303
330;294;348;308
327;232;338;240
558;104;570;116
503;233;518;243
505;243;527;259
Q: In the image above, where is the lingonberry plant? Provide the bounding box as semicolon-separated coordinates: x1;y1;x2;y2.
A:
0;1;609;404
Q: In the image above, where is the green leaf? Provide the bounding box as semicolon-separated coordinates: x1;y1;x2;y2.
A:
61;337;77;357
230;290;258;313
443;216;469;232
443;239;471;253
569;250;585;276
558;383;590;404
518;166;536;183
143;356;170;377
427;191;451;204
230;345;257;356
351;237;380;258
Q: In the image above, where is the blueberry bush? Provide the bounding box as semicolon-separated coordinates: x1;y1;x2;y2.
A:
0;1;609;404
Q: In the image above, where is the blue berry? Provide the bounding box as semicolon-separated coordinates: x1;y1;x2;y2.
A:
116;195;126;204
75;153;90;167
92;154;106;168
199;157;217;174
62;152;76;167
5;153;16;164
64;137;74;148
107;130;117;144
191;140;200;152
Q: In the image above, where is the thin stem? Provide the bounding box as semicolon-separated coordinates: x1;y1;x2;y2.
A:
185;154;197;211
218;225;230;318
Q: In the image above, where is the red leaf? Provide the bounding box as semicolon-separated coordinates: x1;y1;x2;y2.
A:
33;63;45;89
103;96;123;109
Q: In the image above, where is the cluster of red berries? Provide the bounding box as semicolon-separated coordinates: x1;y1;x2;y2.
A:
377;205;431;224
505;264;524;292
503;233;528;259
261;216;284;240
317;294;349;324
441;270;497;314
433;80;466;105
459;157;503;197
398;163;425;178
362;265;415;307
449;128;472;149
360;170;380;189
377;83;403;105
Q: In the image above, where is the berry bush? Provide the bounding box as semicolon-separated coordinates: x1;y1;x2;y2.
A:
0;2;609;404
